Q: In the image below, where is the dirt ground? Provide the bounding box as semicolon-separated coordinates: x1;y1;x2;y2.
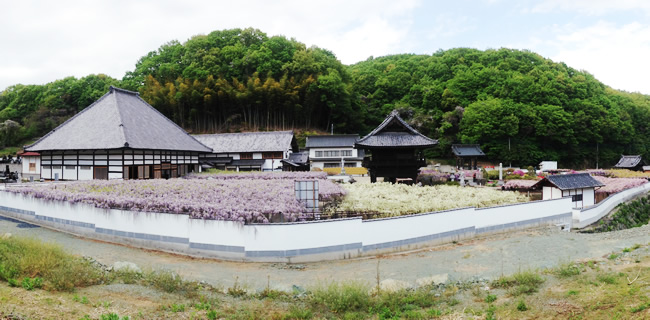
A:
2;215;648;293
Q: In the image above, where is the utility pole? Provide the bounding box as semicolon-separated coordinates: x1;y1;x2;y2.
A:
596;143;599;169
331;124;333;135
508;137;511;168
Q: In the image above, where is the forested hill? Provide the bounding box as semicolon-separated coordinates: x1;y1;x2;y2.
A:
1;28;649;168
349;50;650;167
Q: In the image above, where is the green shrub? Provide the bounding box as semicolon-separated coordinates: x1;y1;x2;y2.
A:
485;294;497;303
144;270;200;298
492;271;545;296
310;282;371;314
555;263;582;278
284;305;313;319
596;273;618;285
516;300;528;311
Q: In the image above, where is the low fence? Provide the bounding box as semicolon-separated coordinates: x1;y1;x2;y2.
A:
0;188;576;262
572;182;650;229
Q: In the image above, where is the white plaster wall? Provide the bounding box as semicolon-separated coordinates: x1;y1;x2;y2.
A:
575;183;650;228
361;208;475;246
2;182;644;262
78;167;93;180
474;197;572;229
42;167;51;180
51;167;63;180
552;187;562;199
63;167;77;180
583;188;595;207
94;209;190;239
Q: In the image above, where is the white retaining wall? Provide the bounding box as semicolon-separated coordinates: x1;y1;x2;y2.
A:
573;182;650;229
0;189;581;262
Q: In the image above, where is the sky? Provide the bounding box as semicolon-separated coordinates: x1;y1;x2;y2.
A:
1;0;650;94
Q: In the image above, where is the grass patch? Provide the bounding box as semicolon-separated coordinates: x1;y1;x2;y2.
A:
554;262;583;278
309;281;371;314
492;270;545;296
0;236;102;291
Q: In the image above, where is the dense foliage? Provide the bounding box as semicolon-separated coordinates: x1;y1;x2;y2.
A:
121;28;360;133
2;28;650;168
349;49;650;167
0;75;120;149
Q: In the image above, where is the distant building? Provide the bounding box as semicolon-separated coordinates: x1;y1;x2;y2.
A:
23;87;211;180
305;134;364;170
356;110;437;183
532;173;604;209
18;151;40;181
193;131;298;172
451;144;485;170
613;155;646;171
281;151;310;172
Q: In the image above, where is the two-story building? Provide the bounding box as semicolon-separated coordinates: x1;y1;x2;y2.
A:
305;135;364;170
193;131;298;172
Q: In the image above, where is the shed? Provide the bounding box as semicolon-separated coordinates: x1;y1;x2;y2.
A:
305;134;363;170
24;86;211;180
193;131;298;171
532;173;604;209
451;144;485;170
356;110;437;183
613;155;645;171
18;151;40;181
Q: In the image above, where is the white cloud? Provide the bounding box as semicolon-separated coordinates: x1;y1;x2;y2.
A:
549;21;650;93
531;0;650;15
0;0;421;90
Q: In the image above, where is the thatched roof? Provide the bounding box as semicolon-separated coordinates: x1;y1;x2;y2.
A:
452;144;485;157
193;131;297;153
25;87;211;153
306;135;359;148
614;155;643;168
356;110;437;149
532;173;604;191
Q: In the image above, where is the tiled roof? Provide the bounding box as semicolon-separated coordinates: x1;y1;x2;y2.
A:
281;151;309;167
452;144;485;157
356;110;437;148
305;135;359;148
25;87;212;153
193;131;297;153
532;173;604;190
614;155;642;168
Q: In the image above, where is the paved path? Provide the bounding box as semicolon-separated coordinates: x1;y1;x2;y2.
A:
1;215;648;292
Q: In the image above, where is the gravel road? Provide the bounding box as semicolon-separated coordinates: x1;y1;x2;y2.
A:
1;215;649;292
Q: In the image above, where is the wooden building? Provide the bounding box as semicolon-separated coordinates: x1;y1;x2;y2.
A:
193;131;298;172
532;173;603;209
613;155;646;171
281;151;310;171
18;151;40;181
23;87;212;180
452;144;485;170
356;111;437;183
305;135;364;170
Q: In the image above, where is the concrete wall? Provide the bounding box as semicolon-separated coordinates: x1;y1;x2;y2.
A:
573;182;650;228
0;188;581;262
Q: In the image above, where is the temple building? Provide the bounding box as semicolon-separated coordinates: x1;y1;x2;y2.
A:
23;87;211;180
356;110;437;183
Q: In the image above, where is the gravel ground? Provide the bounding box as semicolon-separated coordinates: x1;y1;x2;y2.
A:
1;214;649;292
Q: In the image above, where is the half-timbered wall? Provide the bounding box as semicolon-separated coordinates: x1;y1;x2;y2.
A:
39;149;201;180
